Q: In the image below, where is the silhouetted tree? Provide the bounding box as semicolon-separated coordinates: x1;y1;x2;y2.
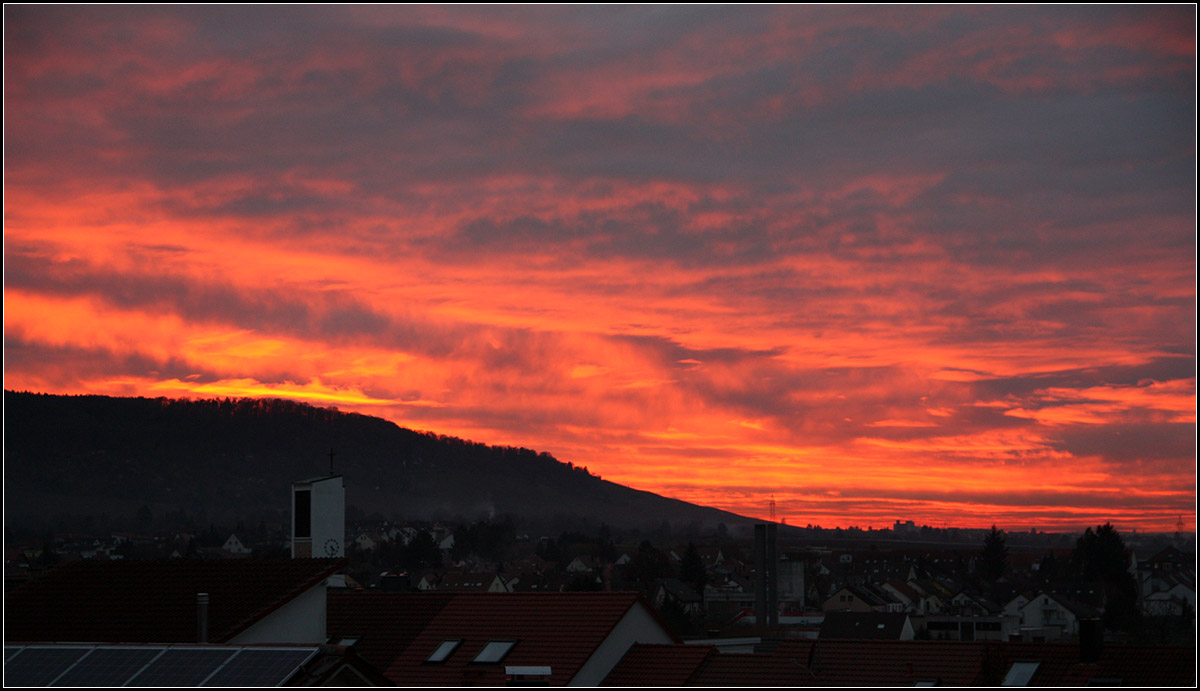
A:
400;530;442;571
657;597;697;636
135;504;152;528
680;542;707;596
40;531;60;568
535;537;562;564
1074;523;1128;581
625;540;674;585
564;572;602;591
979;525;1009;581
1073;523;1140;631
1037;551;1060;582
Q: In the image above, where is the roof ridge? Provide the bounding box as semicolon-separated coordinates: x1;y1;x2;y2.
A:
220;559;345;642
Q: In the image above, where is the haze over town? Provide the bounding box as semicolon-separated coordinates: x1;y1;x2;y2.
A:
4;6;1196;532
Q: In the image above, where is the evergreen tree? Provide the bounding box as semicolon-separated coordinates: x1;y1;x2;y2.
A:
979;524;1009;581
1073;523;1140;631
1037;551;1059;582
1074;523;1129;581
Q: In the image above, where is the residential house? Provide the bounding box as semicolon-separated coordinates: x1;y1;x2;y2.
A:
879;579;921;612
507;572;570;593
822;583;901;613
1137;583;1195;614
327;591;678;686
921;614;1015;642
1018;593;1099;640
948;589;998;617
654;578;703;616
431;572;511;593
819;611;914;640
354;532;380;552
906;579;948;614
1004;592;1033;624
1137;545;1196;616
222;533;252;555
5;558;343;645
566;555;603;574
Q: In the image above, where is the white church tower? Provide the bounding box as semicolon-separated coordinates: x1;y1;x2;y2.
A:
291;474;345;558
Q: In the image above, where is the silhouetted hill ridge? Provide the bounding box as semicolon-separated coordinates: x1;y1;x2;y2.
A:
3;391;751;531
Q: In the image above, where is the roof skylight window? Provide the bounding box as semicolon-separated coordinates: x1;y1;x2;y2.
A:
425;640;461;664
1002;661;1041;686
472;640;516;664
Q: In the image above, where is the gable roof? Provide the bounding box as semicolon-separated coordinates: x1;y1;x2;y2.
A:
1001;641;1196;687
602;643;716;686
383;591;673;686
656;578;702;603
5;558;342;644
326;591;455;672
1022;592;1101;619
687;640;822;686
1146;544;1192;567
790;639;990;686
841;583;891;607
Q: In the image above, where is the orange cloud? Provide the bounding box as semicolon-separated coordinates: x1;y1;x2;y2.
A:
4;5;1194;533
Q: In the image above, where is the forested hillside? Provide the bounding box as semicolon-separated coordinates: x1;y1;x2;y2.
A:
4;392;749;533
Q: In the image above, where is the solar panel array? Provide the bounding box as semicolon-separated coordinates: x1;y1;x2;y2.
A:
2;645;320;687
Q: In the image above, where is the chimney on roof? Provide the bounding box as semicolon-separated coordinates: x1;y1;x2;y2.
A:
1079;618;1104;663
380;573;410;591
754;523;778;632
197;592;209;643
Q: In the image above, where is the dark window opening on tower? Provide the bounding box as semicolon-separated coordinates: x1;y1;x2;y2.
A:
295;489;311;538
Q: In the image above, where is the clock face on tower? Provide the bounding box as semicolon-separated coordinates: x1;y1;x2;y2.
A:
324;538;340;556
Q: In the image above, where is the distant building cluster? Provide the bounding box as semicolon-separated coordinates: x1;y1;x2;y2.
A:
5;474;1195;686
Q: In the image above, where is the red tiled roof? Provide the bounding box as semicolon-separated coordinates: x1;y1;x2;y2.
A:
682;639;1196;687
326;591;455;672
385;592;669;686
689;640;989;687
799;639;990;686
4;558;342;644
602;643;716;686
1000;642;1196;687
691;641;820;686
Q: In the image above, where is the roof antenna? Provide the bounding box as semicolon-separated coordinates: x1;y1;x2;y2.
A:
328;448;336;476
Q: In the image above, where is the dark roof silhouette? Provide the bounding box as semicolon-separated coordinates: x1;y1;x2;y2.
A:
5;558;342;644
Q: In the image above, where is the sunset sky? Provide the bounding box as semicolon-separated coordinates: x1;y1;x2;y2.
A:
5;6;1196;532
